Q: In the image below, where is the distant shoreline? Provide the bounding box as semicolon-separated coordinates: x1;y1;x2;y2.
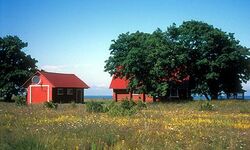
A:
84;95;250;100
84;95;112;99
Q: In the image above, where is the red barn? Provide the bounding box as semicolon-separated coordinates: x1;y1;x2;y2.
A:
109;76;190;102
23;71;89;104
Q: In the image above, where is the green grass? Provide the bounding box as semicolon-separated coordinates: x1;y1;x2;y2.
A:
0;99;249;149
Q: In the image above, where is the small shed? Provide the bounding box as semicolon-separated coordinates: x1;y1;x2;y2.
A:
23;71;89;104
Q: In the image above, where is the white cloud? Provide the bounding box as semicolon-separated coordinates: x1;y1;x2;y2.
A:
41;65;69;72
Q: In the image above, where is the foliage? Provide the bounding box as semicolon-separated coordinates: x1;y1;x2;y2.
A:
136;100;147;110
86;101;104;113
107;99;146;116
104;20;250;100
70;101;77;108
175;21;250;100
107;103;137;116
104;30;175;97
0;100;250;149
0;36;38;101
44;101;58;109
14;95;26;106
120;99;136;110
103;101;116;112
200;102;215;111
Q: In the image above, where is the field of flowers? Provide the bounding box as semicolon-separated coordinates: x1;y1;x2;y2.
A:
0;100;249;149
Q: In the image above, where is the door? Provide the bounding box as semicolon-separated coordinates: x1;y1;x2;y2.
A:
30;85;49;104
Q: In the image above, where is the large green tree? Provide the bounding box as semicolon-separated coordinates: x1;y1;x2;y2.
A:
0;36;37;101
105;30;189;98
105;31;159;95
105;20;250;100
173;21;250;99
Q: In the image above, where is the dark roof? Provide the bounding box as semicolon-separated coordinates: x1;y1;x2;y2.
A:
23;71;89;88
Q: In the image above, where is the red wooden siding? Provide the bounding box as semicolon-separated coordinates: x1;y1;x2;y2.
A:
110;76;154;102
30;86;49;104
26;73;53;104
111;89;153;102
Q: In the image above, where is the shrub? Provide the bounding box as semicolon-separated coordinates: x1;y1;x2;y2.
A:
107;104;123;116
14;96;26;106
200;102;215;111
71;101;77;108
44;101;58;109
136;100;147;110
108;99;146;116
103;101;116;112
11;136;46;150
120;99;136;110
108;104;137;116
86;101;104;113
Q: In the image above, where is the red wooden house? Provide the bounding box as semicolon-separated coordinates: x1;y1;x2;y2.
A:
109;76;190;102
23;71;89;104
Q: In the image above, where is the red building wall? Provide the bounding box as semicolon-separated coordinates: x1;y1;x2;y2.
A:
112;90;153;102
26;74;53;104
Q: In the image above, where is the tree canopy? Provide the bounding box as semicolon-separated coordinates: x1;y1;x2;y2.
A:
0;36;37;101
105;20;250;100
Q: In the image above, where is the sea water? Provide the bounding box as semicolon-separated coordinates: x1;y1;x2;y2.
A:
84;95;250;100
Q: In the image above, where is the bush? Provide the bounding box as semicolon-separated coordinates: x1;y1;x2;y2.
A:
200;102;214;111
108;99;146;116
14;96;26;106
120;99;136;110
71;101;77;108
108;104;136;116
103;101;116;112
44;101;58;109
86;101;104;113
136;100;147;110
85;99;147;116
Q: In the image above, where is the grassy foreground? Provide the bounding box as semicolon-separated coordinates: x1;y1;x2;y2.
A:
0;100;249;150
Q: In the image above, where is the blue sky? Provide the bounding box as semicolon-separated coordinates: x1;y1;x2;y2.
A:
1;0;250;95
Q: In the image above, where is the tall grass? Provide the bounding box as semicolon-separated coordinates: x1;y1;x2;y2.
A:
0;100;249;149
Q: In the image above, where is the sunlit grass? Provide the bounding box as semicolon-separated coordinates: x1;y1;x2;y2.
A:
0;100;249;149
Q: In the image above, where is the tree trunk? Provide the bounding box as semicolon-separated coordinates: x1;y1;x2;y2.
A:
204;93;210;101
208;81;219;100
211;93;218;100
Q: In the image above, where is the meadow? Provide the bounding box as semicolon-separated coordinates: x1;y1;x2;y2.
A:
0;100;249;150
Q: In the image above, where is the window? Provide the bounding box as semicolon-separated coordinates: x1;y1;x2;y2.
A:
32;75;41;84
170;88;179;97
67;89;73;95
57;88;63;95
